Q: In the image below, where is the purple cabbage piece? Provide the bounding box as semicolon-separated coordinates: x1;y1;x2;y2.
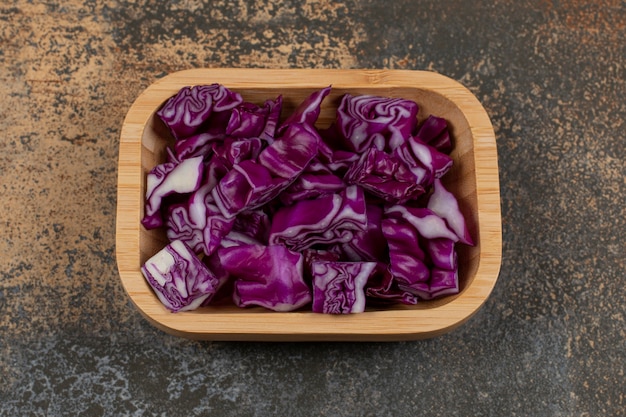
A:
211;159;289;219
381;217;430;287
302;248;342;282
384;205;460;242
311;261;376;314
365;263;419;305
258;122;320;179
219;230;264;248
225;96;282;142
212;137;264;167
141;240;221;312
157;84;243;140
211;123;320;218
416;115;452;154
218;244;311;312
226;102;268;138
142;156;205;229
427;178;474;245
200;252;232;305
279;160;345;206
278;86;331;133
269;185;368;252
339;203;387;262
203;153;231;191
259;96;283;144
344;147;425;204
382;214;461;301
393;136;453;187
326;94;419;153
174;132;224;160
409;268;459;300
166;184;235;256
425;238;457;270
233;208;272;244
316;139;360;175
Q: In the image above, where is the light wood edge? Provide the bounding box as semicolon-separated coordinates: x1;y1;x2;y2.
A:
115;69;502;341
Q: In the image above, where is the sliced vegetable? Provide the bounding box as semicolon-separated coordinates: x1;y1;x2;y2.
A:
365;263;419;305
174;132;223;160
279;160;345;206
157;84;243;140
381;217;430;287
258;122;320;179
278;86;331;133
415;115;452;154
338;203;387;262
141;84;475;313
142;156;204;229
218;244;311;312
427;178;474;245
406;268;459;300
393;136;453;187
211;159;288;219
166;185;235;256
141;240;221;312
385;205;460;242
269;185;367;252
311;261;376;314
425;238;457;271
344;147;424;204
226;101;270;139
324;93;419;152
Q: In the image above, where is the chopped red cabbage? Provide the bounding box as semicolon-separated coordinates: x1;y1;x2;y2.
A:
141;240;221;312
324;93;419;152
415;115;452;154
344;147;425;204
258;122;320;179
279;160;345;206
278;86;331;133
211;159;289;218
365;263;419;305
311;261;376;314
219;230;264;248
232;208;272;244
393;136;453;187
218;244;311;312
407;268;459;300
425;238;457;271
385;204;460;241
258;96;283;144
269;185;367;252
157;84;243;140
142;156;205;229
427;178;474;245
381;217;430;287
226;101;270;139
338;203;387;262
142;84;475;313
166;184;235;256
200;252;232;305
212;136;264;168
173;132;224;160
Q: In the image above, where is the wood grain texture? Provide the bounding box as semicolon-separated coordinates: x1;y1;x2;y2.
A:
115;68;502;341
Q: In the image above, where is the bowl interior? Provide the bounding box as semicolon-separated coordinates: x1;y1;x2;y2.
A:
139;85;479;309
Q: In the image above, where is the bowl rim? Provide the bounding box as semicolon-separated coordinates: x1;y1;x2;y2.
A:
116;68;502;341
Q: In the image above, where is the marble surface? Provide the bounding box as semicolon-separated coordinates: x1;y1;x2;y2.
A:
1;1;624;415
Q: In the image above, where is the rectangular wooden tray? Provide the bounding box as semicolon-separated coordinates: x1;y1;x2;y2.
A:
116;68;502;341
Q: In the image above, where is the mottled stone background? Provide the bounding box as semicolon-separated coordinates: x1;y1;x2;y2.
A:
1;0;624;416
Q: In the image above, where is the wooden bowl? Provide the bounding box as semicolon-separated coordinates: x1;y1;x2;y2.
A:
116;68;501;341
